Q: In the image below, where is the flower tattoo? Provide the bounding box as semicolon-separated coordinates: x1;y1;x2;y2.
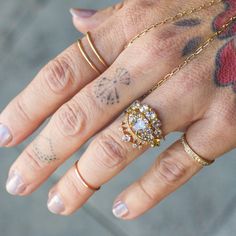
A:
213;0;236;92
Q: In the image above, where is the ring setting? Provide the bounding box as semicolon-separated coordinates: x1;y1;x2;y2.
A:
121;101;163;149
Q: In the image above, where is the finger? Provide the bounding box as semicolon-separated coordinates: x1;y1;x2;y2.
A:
70;2;125;34
45;49;217;215
6;20;206;197
0;3;129;148
112;114;236;220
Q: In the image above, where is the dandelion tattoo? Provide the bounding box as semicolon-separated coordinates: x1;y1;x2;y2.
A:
94;68;131;105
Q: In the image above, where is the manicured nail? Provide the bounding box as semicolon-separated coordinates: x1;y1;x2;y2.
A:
6;171;26;195
112;201;129;219
70;8;97;18
0;124;12;146
47;194;65;215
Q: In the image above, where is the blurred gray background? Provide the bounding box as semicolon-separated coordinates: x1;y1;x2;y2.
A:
0;0;236;235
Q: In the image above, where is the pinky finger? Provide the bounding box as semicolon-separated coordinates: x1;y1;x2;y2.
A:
112;140;202;220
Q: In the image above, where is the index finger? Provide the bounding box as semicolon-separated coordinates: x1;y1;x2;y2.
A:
0;7;127;147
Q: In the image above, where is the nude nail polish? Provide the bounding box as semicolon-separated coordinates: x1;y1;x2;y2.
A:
47;194;65;215
112;201;129;218
6;171;26;195
0;124;12;146
70;8;97;18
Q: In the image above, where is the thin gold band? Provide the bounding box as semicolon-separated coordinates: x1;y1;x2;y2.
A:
181;135;214;167
74;161;101;191
86;32;108;68
77;39;101;75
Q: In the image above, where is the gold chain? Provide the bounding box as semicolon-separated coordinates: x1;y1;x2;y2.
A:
126;0;222;48
141;15;236;99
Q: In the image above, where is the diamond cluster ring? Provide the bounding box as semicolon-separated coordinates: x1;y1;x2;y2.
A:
120;101;163;149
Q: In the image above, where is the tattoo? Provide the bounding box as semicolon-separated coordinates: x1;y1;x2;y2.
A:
212;0;236;93
182;37;203;56
94;68;131;105
212;0;236;39
214;37;236;92
174;18;201;27
32;136;57;163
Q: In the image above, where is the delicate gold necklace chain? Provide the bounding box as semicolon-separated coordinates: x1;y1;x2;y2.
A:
126;0;222;48
141;14;236;99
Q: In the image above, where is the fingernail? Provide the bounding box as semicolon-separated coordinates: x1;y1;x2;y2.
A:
47;194;65;215
0;124;12;146
112;201;129;219
70;8;97;18
6;171;26;195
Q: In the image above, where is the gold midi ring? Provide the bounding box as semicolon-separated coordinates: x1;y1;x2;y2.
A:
77;39;101;75
86;32;108;68
181;135;214;167
74;161;101;191
121;100;163;149
77;32;108;75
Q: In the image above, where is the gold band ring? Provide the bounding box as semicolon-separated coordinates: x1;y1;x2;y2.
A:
77;39;101;75
121;100;163;149
86;32;108;68
74;161;101;191
77;32;108;75
181;135;214;167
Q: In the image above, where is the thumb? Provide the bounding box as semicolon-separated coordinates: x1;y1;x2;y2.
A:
70;3;124;34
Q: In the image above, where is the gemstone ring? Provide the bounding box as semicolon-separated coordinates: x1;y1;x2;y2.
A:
120;100;163;149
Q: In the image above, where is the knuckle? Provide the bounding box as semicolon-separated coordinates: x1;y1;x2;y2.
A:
55;98;87;137
43;55;75;93
156;156;187;185
119;1;152;40
146;29;180;60
15;97;32;122
94;133;127;169
23;148;45;172
113;1;125;10
137;179;156;201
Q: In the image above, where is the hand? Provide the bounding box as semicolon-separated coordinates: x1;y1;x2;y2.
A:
1;0;236;219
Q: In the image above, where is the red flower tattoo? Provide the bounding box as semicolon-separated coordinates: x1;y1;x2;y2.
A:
214;38;236;91
213;0;236;92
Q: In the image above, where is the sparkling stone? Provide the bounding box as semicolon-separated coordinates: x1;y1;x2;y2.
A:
129;115;136;124
122;134;131;142
140;105;149;112
153;120;161;128
132;143;138;148
132;118;147;132
146;111;156;119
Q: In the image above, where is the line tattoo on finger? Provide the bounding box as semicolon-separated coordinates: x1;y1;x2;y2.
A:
94;68;131;105
32;135;57;163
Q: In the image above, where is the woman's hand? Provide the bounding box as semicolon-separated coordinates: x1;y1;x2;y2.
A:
1;0;236;219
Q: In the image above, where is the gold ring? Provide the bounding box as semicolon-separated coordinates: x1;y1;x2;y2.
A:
77;39;101;75
181;135;214;167
86;32;108;68
74;161;101;191
120;100;163;149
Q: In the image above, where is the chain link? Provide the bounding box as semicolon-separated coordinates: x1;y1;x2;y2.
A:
126;0;222;48
141;15;236;99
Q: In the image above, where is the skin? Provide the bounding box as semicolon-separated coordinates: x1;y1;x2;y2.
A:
1;0;236;220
